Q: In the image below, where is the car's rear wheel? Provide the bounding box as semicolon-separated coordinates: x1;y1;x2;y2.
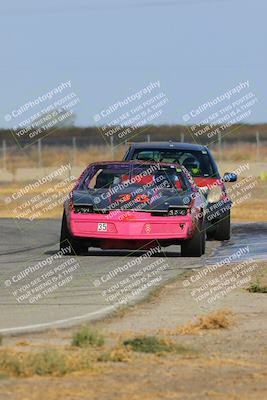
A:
181;221;205;257
60;211;88;255
214;210;231;241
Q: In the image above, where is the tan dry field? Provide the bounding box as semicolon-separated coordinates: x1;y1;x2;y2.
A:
3;142;267;171
1;142;266;221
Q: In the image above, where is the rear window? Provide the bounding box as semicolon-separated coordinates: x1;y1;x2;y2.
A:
132;149;216;177
80;163;190;191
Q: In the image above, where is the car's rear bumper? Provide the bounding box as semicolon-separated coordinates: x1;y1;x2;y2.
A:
70;210;195;240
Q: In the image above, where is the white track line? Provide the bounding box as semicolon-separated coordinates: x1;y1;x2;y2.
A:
0;304;116;334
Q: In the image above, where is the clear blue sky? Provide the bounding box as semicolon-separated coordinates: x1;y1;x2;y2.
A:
0;0;266;127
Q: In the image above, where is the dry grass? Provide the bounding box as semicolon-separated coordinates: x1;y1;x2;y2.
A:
160;309;235;336
0;348;93;377
122;336;192;355
3;145;125;172
191;309;234;330
15;340;30;347
0;327;196;378
248;280;267;293
211;142;267;162
0;338;189;378
0;328;105;378
72;325;105;348
231;198;267;222
3;143;267;170
98;345;132;362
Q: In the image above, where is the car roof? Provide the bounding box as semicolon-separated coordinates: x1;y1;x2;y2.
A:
128;141;207;151
88;160;183;168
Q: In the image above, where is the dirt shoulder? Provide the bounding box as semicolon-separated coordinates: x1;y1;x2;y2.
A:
1;259;267;400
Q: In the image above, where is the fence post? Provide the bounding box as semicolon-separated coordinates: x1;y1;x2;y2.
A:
147;134;150;142
72;137;77;166
218;132;222;161
180;132;185;143
38;139;42;168
256;131;260;161
110;136;114;160
2;140;6;170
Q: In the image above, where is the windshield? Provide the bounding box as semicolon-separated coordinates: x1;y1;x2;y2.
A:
81;163;189;191
132;149;216;177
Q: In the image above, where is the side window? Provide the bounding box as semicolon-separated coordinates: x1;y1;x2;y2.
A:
88;170;117;189
88;169;103;189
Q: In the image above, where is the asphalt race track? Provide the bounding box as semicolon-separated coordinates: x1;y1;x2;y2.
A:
0;219;266;334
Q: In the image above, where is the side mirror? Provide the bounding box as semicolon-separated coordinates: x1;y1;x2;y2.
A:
223;172;237;182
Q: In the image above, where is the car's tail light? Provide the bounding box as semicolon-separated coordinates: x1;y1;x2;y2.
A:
69;198;74;210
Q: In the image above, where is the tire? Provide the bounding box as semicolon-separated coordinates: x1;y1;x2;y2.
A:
181;221;205;257
201;228;206;255
206;227;215;239
214;211;231;241
60;211;88;255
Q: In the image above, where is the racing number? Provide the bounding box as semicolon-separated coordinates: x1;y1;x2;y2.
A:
98;223;108;232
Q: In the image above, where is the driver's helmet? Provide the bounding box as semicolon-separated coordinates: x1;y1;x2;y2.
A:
182;157;201;175
153;152;161;162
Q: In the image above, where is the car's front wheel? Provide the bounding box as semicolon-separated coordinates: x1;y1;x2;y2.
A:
214;210;231;241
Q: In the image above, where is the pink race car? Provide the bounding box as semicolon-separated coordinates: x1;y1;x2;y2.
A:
60;161;207;256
